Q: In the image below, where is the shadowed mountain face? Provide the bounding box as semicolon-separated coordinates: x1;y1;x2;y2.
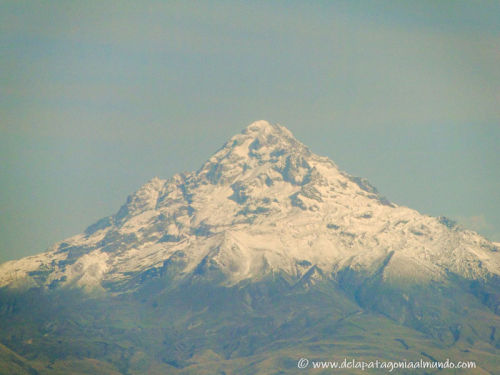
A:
1;121;500;374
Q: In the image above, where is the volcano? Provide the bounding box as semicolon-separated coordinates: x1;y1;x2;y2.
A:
1;121;499;374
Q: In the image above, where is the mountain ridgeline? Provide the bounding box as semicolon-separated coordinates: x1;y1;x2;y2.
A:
1;121;499;374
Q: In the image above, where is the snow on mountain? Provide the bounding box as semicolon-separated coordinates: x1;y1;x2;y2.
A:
1;120;499;292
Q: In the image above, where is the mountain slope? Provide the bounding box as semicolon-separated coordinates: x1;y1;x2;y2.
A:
1;120;499;374
0;342;42;375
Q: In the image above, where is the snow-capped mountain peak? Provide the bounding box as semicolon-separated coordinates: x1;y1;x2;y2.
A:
3;120;500;375
1;121;499;293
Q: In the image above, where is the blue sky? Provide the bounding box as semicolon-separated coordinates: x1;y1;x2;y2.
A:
1;1;499;262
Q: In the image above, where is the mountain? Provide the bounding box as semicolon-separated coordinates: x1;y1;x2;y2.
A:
1;120;499;374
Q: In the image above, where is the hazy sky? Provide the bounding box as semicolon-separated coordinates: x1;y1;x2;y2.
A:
1;1;499;263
